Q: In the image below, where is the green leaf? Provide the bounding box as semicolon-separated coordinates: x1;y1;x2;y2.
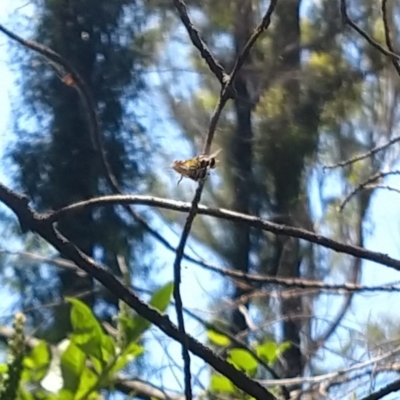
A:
227;348;258;375
89;357;102;376
60;342;85;393
23;341;51;382
18;389;35;400
109;342;144;376
74;366;98;399
67;298;103;362
256;340;291;365
149;282;173;310
27;391;58;400
68;298;103;336
256;341;278;364
100;335;116;365
210;374;235;394
122;282;173;343
58;389;74;400
277;341;291;355
207;330;231;347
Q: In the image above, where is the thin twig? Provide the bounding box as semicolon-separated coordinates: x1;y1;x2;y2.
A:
12;245;400;294
172;185;205;400
170;93;229;400
324;135;400;170
258;345;400;387
364;183;400;195
229;0;278;86
339;170;400;211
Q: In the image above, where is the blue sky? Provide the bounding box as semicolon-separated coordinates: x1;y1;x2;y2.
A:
2;0;400;398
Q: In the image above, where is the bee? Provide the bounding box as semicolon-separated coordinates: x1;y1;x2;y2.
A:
171;149;222;184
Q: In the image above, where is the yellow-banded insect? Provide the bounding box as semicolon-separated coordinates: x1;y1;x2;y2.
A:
171;149;222;184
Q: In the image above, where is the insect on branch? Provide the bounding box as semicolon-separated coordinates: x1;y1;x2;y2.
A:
169;2;279;397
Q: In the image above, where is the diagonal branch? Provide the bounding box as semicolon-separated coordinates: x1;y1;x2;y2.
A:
172;0;228;85
184;308;290;400
170;93;229;400
9;247;400;294
340;0;400;61
0;22;118;189
0;182;276;400
359;377;400;400
202;0;278;155
228;0;278;87
381;0;400;76
324;135;400;170
340;170;400;211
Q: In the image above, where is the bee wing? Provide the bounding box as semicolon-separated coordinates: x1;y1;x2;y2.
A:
208;148;222;159
197;149;222;161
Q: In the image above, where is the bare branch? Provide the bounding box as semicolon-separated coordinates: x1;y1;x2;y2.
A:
0;183;276;400
324;134;400;170
229;0;278;87
195;258;400;293
259;344;400;387
381;0;400;76
364;184;400;194
324;0;400;171
340;170;400;211
170;1;279;394
359;377;400;400
44;194;400;273
172;189;204;400
172;0;228;85
340;0;400;61
0;23;121;190
202;0;278;154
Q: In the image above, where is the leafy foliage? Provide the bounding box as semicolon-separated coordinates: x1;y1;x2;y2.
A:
0;282;173;400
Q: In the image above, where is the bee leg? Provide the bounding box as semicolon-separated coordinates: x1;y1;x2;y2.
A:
177;175;183;185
